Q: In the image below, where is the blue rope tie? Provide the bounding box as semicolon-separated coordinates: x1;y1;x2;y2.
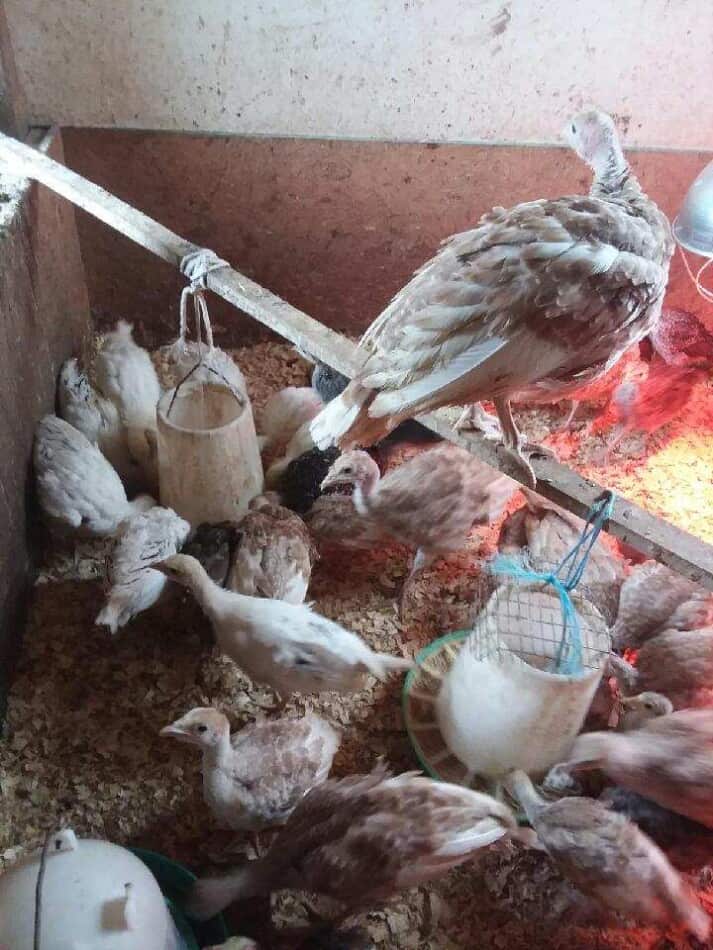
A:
490;491;615;677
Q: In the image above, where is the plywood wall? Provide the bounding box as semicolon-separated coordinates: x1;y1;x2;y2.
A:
0;129;91;711
61;129;713;347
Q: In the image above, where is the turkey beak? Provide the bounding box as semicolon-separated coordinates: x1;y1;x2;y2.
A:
160;721;192;741
320;472;339;491
619;697;636;710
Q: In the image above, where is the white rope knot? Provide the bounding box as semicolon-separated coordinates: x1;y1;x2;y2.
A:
177;248;229;353
179;248;230;291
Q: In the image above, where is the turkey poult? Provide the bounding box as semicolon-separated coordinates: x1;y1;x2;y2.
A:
257;386;324;461
648;307;713;367
612;559;713;651
504;770;709;939
95;506;191;634
321;443;517;611
160;708;339;836
310;111;673;487
182;521;243;588
277;446;342;515
57;357;145;490
92;320;162;492
153;554;413;699
610;627;713;708
228;494;317;604
304;493;395;552
498;489;624;625
617;692;673;732
185;764;518;922
180;496;316;603
605;360;708;458
567;710;713;830
33;415;155;537
265;419;321;490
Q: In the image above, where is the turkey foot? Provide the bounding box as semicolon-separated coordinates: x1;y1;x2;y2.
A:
555;399;580;431
454;403;503;440
494;397;555;488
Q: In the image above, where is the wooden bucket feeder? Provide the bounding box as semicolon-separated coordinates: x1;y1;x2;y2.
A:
157;375;263;527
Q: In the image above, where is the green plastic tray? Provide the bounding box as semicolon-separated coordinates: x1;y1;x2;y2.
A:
131;846;230;948
402;630;471;782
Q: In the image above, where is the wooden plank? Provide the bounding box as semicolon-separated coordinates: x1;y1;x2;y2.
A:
0;2;27;138
1;129;712;590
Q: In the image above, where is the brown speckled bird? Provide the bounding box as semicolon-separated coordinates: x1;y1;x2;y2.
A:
180;497;316;604
606;360;708;457
309;111;673;487
617;691;673;731
648;307;713;367
567;709;713;831
504;769;709;939
229;494;317;605
185;764;517;922
321;443;517;611
498;489;623;625
160;708;339;837
304;493;395;552
612;560;713;651
624;627;713;708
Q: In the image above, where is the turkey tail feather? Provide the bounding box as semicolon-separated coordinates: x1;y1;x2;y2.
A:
309;382;381;449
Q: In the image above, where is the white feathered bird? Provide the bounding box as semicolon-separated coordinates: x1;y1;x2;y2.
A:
92;321;162;491
96;506;191;634
154;553;414;699
34;415;155;537
257;386;324;460
57;357;144;488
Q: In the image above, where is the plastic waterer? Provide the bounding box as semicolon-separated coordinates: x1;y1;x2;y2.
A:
0;829;189;949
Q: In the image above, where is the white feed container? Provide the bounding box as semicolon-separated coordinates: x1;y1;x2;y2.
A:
0;829;186;949
157;379;264;525
436;583;611;781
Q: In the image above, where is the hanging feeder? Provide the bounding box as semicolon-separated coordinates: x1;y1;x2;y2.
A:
156;252;264;525
435;583;610;782
405;494;614;787
158;251;250;403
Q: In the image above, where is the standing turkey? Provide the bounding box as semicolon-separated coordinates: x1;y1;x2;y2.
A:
310;111;673;486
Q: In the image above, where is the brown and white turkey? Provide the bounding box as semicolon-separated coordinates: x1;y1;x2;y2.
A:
310;111;673;486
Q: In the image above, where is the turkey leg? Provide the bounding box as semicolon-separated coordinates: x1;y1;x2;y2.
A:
494;397;554;488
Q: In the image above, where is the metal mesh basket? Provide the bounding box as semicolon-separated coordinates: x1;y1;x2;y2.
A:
435;580;611;781
467;580;611;673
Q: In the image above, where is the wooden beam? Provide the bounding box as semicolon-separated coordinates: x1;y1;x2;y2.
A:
0;2;27;138
1;129;712;590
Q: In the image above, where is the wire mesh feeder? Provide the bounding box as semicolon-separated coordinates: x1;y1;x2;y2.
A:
403;493;614;788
